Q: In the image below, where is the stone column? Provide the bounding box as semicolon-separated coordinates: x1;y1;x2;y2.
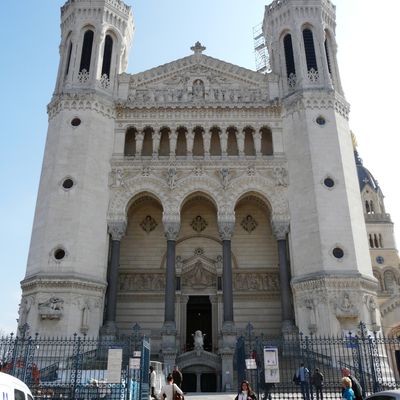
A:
102;220;126;335
220;129;228;157
152;130;161;159
186;130;194;160
254;130;262;157
135;130;144;157
204;129;211;159
196;373;201;392
238;130;245;158
161;214;180;364
218;217;235;326
272;219;295;332
209;295;219;352
170;130;178;160
180;295;189;352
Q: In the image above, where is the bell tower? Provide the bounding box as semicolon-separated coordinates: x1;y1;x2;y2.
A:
264;0;379;335
54;0;134;95
19;0;134;337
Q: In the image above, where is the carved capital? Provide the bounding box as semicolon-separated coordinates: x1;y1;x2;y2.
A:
218;215;235;240
163;213;181;241
108;220;127;241
271;219;289;240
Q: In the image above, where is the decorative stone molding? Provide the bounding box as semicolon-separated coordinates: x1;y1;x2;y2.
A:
272;166;288;187
233;271;279;292
163;213;181;240
119;273;165;291
140;215;158;233
218;216;235;241
166;167;177;189
108;220;127;240
21;277;107;294
218;168;230;189
271;219;290;240
332;292;358;318
241;215;258;233
182;262;216;289
191;216;207;233
48;93;115;120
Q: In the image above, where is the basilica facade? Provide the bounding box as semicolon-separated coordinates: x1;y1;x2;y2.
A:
19;0;399;387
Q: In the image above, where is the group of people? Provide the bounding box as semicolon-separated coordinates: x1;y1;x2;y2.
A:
149;365;183;400
293;364;363;400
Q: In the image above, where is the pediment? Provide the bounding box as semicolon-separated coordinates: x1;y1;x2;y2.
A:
120;51;279;107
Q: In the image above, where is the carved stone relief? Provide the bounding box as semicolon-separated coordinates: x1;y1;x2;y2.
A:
140;215;158;233
233;272;280;292
241;215;258;233
119;273;165;291
191;216;207;233
182;262;216;289
38;297;64;320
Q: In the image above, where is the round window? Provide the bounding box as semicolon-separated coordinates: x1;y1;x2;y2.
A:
71;118;81;127
376;256;384;265
54;248;66;260
324;177;335;188
316;116;326;126
333;247;344;259
62;178;74;189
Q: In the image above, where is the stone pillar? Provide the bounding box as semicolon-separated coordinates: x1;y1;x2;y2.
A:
161;214;181;363
204;129;211;159
196;373;201;392
218;217;235;325
210;295;219;352
153;130;161;159
272;219;295;332
102;220;126;335
218;215;236;391
238;130;245;158
170;130;178;160
254;130;262;157
180;295;189;352
220;129;228;157
135;130;144;157
186;130;194;159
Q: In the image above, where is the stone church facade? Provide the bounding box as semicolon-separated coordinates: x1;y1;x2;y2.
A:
19;0;399;388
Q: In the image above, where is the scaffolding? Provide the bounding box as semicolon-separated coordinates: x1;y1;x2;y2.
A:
253;23;271;74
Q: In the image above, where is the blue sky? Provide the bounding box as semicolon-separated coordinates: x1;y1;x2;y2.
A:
0;0;398;334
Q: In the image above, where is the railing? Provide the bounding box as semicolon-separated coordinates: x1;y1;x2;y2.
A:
236;322;400;400
0;325;150;400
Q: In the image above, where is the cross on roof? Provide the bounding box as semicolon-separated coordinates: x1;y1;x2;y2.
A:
191;41;206;54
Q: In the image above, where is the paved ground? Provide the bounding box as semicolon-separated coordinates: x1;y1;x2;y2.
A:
184;394;237;400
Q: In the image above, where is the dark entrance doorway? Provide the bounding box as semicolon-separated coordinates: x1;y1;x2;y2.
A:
201;373;217;392
182;373;196;392
186;296;212;351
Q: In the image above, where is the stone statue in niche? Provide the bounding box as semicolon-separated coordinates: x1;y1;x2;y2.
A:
38;297;64;320
166;167;177;189
192;330;205;350
192;79;205;99
273;166;288;187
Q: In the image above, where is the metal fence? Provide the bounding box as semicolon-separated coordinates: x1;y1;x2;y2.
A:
0;325;150;400
236;323;400;400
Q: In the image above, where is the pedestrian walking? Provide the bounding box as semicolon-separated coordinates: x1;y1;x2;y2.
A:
311;368;324;400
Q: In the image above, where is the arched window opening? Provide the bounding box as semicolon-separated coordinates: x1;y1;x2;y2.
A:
369;234;374;248
193;127;204;157
324;39;332;74
159;128;170;157
303;29;318;71
244;128;256;156
101;35;113;78
374;234;379;249
141;128;153;157
365;200;370;214
379;234;383;248
210;127;222;156
227;127;239;156
283;34;296;77
370;201;375;214
124;128;136;156
176;127;187;157
65;41;73;77
80;30;94;72
261;127;273;155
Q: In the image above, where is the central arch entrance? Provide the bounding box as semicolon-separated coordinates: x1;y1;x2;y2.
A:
186;296;212;351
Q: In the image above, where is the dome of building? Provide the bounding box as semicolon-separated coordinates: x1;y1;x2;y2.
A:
355;150;380;192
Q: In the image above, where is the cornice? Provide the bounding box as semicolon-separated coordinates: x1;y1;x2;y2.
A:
21;275;106;294
48;92;116;120
283;90;350;120
380;294;400;316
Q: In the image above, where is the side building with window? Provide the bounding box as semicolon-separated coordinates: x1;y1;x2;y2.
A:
355;146;400;336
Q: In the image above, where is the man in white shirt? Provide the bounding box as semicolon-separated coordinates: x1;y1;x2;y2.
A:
149;366;157;400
